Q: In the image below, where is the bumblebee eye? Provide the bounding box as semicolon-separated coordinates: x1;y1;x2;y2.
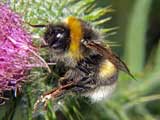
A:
53;27;66;39
44;24;70;51
56;33;64;39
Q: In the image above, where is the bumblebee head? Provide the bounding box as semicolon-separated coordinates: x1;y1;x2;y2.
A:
44;24;70;53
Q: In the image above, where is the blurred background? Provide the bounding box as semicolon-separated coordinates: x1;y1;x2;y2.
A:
0;0;160;120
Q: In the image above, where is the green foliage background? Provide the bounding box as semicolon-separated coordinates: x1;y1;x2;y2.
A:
0;0;160;120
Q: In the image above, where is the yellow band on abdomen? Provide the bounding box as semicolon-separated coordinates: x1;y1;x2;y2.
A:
99;60;117;78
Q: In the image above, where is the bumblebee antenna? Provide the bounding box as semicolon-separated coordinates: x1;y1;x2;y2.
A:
26;22;46;28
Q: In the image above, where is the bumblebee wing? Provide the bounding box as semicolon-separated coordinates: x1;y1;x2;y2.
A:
85;42;111;56
86;42;135;79
111;53;136;79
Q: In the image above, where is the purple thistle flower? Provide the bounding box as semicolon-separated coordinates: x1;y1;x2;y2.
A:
0;3;49;96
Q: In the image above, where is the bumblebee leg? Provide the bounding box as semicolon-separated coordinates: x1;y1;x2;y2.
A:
0;98;5;105
0;92;9;105
72;77;96;93
71;85;92;93
77;77;96;85
59;77;72;86
34;82;74;111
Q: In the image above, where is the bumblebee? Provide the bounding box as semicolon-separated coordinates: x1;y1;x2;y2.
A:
31;17;134;109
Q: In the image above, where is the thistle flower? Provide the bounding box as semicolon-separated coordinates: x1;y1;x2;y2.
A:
0;3;49;97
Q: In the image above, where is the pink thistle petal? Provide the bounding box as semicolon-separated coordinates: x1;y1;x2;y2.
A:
0;3;49;94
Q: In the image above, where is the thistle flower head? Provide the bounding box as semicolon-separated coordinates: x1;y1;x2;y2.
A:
0;3;48;94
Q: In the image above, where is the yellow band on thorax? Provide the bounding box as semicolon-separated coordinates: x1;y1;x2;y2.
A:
65;16;83;60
